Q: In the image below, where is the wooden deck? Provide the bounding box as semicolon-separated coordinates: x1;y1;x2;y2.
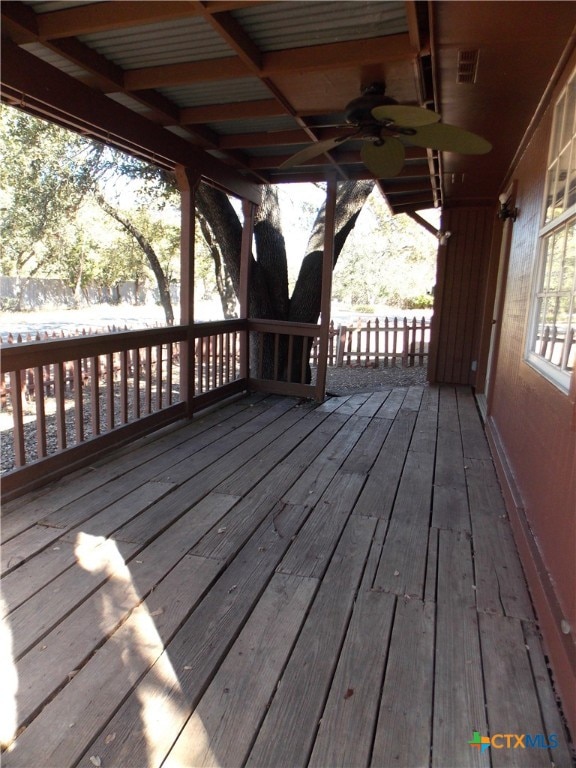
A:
1;385;572;768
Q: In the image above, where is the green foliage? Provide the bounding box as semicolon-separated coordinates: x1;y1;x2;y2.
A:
0;107;183;302
401;294;434;310
332;188;437;309
0;106;103;280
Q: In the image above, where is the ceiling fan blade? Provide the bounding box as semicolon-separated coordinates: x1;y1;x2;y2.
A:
279;136;351;169
371;104;441;127
361;137;405;177
404;122;492;154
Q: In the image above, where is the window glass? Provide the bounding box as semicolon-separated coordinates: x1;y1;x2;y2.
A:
526;70;576;392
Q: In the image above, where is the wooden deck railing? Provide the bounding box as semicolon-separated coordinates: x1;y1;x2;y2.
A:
0;321;249;500
247;319;323;400
1;314;431;500
192;320;246;410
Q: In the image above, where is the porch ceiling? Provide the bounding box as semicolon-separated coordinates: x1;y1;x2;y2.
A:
2;1;575;213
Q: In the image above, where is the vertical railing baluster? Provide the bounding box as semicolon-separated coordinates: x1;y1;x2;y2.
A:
120;350;128;423
155;345;163;410
301;335;308;384
34;366;47;458
55;362;67;449
10;370;26;466
74;359;84;442
144;346;152;415
133;349;140;420
167;343;173;406
287;334;294;382
90;356;100;436
106;352;114;429
212;335;218;389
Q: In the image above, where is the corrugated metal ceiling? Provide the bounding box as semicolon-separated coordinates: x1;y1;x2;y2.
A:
24;1;107;11
159;78;272;109
232;1;407;51
79;17;233;70
3;0;440;210
20;42;87;78
206;115;301;136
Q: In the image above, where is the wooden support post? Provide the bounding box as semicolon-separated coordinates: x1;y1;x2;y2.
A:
240;199;255;381
175;166;201;418
315;175;337;401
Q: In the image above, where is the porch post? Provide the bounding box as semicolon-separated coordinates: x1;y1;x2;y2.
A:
175;166;201;418
315;174;337;401
240;199;255;381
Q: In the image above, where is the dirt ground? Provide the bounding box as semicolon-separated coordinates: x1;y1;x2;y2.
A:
323;362;427;395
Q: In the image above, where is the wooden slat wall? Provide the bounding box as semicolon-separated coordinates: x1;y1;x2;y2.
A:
431;207;495;385
485;46;576;733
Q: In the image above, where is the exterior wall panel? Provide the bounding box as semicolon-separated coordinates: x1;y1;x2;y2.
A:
487;53;576;732
431;207;494;385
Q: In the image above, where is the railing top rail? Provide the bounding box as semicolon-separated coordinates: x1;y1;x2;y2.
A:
248;319;321;334
0;325;186;372
0;319;249;372
193;318;246;336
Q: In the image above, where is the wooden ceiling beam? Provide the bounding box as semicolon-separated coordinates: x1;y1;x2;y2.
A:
270;168;378;184
377;180;440;195
1;40;262;202
1;2;39;43
0;7;221;150
202;1;267;11
196;7;262;71
388;197;436;212
249;151;431;172
17;0;268;41
263;34;412;74
33;2;201;40
180;99;286;124
219;126;361;149
124;57;247;90
124;34;412;90
248;151;364;169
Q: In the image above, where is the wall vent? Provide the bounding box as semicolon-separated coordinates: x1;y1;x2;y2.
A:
457;49;480;84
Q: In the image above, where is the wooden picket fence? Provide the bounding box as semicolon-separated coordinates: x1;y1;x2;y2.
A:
311;317;430;368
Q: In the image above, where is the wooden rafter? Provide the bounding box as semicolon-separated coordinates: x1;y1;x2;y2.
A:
1;40;262;202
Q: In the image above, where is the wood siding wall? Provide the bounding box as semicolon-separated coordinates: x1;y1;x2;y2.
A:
430;207;495;385
486;51;576;732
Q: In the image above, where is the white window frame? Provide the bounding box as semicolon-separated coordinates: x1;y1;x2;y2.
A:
525;69;576;394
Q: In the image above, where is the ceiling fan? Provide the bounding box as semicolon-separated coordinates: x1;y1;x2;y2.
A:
280;83;492;177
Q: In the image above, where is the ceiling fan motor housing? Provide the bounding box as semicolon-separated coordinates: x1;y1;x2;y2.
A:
345;86;397;125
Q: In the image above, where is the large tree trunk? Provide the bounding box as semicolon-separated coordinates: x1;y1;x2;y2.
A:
288;181;374;381
197;212;237;318
97;195;174;326
194;180;374;384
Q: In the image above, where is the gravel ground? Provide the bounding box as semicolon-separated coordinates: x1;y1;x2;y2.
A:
324;362;427;394
0;363;427;475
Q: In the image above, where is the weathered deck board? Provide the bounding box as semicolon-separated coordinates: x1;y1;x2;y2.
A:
245;515;377;768
433;528;489;768
372;598;435;767
480;612;554;767
163;572;318;768
308;588;396;768
2;387;570;767
352;409;416;518
372;449;435;597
